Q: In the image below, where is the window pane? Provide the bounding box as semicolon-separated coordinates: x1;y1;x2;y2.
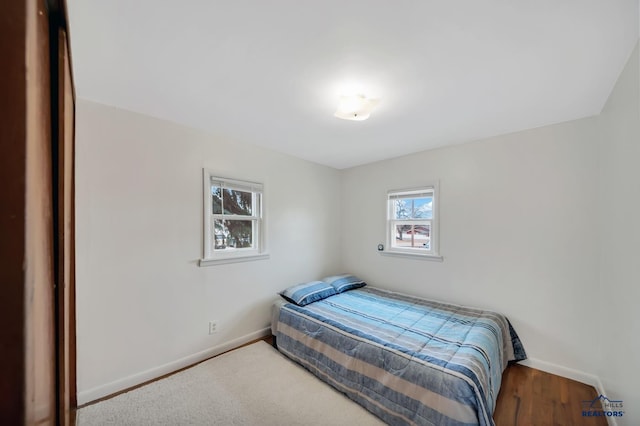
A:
212;186;222;214
223;189;253;216
394;223;431;249
213;219;226;249
213;219;254;250
394;197;433;219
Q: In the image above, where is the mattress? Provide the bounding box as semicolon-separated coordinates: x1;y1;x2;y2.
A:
271;287;526;426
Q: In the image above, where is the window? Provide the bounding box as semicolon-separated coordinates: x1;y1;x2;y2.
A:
385;185;441;260
200;171;268;266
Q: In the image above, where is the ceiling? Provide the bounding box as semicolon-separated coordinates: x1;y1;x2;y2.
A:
67;1;639;169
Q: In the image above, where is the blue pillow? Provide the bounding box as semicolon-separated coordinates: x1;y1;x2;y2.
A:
322;274;367;294
279;281;337;306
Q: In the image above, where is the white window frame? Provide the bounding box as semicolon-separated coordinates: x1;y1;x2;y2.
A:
199;170;269;266
383;184;443;261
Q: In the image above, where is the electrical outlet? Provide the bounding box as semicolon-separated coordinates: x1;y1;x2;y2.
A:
208;321;218;334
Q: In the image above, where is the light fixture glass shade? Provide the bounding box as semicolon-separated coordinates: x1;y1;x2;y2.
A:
334;94;379;121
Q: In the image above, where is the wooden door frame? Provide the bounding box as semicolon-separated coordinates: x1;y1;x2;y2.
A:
0;1;76;424
49;0;77;424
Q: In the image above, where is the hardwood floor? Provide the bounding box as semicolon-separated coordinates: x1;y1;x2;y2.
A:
494;364;607;426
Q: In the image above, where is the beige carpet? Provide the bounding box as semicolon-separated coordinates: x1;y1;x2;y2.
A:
77;341;384;425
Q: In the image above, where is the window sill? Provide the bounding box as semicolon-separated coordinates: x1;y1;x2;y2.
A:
199;253;270;267
379;251;444;262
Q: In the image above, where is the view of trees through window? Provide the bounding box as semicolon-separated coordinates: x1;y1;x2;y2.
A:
393;196;432;250
212;187;255;249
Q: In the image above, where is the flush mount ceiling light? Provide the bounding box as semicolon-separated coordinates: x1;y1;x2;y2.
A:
334;94;380;121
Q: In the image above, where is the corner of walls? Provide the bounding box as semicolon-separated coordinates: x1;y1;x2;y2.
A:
520;358;619;426
595;39;639;426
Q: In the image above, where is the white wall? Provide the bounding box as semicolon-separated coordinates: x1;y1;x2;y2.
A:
75;100;342;403
597;42;639;426
340;117;602;378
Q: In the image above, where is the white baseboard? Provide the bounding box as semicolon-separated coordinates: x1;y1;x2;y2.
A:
519;357;600;387
519;358;616;426
77;327;271;406
592;377;617;426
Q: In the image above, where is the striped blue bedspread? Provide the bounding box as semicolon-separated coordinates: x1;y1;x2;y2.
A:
273;287;526;426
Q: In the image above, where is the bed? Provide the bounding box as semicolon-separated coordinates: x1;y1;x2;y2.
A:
271;277;526;426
